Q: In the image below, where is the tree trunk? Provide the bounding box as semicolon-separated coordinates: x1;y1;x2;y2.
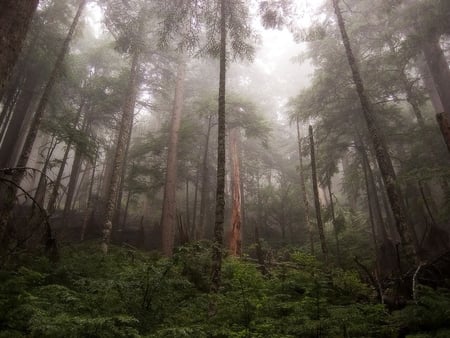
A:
332;0;418;263
13;0;86;183
211;0;227;294
197;114;212;240
296;117;314;255
101;49;140;254
160;58;186;256
327;181;341;266
0;0;87;244
0;0;87;248
228;128;242;256
63;142;84;218
114;110;134;228
191;155;200;239
0;0;39;94
309;125;328;262
0;76;37;168
47;101;85;215
422;37;450;121
417;57;445;115
80;152;97;241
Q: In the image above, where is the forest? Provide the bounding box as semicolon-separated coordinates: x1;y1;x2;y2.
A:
0;0;450;337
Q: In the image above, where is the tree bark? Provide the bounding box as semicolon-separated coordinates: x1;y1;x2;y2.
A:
211;0;227;294
296;117;314;255
0;76;37;168
327;181;341;266
422;38;450;121
228;128;242;256
197;114;212;240
0;0;39;94
332;0;418;263
101;49;140;254
309;125;328;262
160;58;186;256
80;152;97;241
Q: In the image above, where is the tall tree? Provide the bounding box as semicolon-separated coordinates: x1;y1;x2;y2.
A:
211;0;228;293
0;0;39;94
160;58;187;256
309;125;328;262
331;0;417;263
101;49;140;254
0;0;87;247
228;127;242;256
296;117;314;255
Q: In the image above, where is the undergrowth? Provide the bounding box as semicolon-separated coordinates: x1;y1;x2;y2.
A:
0;242;449;337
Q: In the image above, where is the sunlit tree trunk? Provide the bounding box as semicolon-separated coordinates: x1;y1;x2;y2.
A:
160;58;186;256
101;49;140;254
332;0;418;263
211;0;227;293
309;125;328;262
0;0;39;94
296;117;314;255
228;128;242;256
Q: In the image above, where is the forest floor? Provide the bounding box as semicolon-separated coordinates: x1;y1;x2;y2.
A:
0;242;449;337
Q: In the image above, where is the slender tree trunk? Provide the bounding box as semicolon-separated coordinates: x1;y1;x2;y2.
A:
114;110;134;227
309;125;328;262
47;101;84;214
197;114;212;240
417;57;445;115
0;0;39;94
63;143;83;218
296;117;314;255
160;58;186;256
0;76;37;168
13;0;86;183
0;0;87;246
327;181;341;266
211;0;227;293
422;37;450;121
228;128;242;256
185;179;190;231
80;152;97;241
101;49;140;254
0;79;22;140
332;0;418;262
191;156;200;239
361;153;383;278
122;190;132;229
255;225;268;275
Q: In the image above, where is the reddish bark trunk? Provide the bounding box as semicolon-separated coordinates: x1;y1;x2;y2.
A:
160;59;186;256
228;128;242;256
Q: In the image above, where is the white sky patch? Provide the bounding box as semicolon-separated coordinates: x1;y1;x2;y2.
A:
85;2;104;38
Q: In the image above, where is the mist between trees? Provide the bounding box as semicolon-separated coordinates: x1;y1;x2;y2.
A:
0;0;449;337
